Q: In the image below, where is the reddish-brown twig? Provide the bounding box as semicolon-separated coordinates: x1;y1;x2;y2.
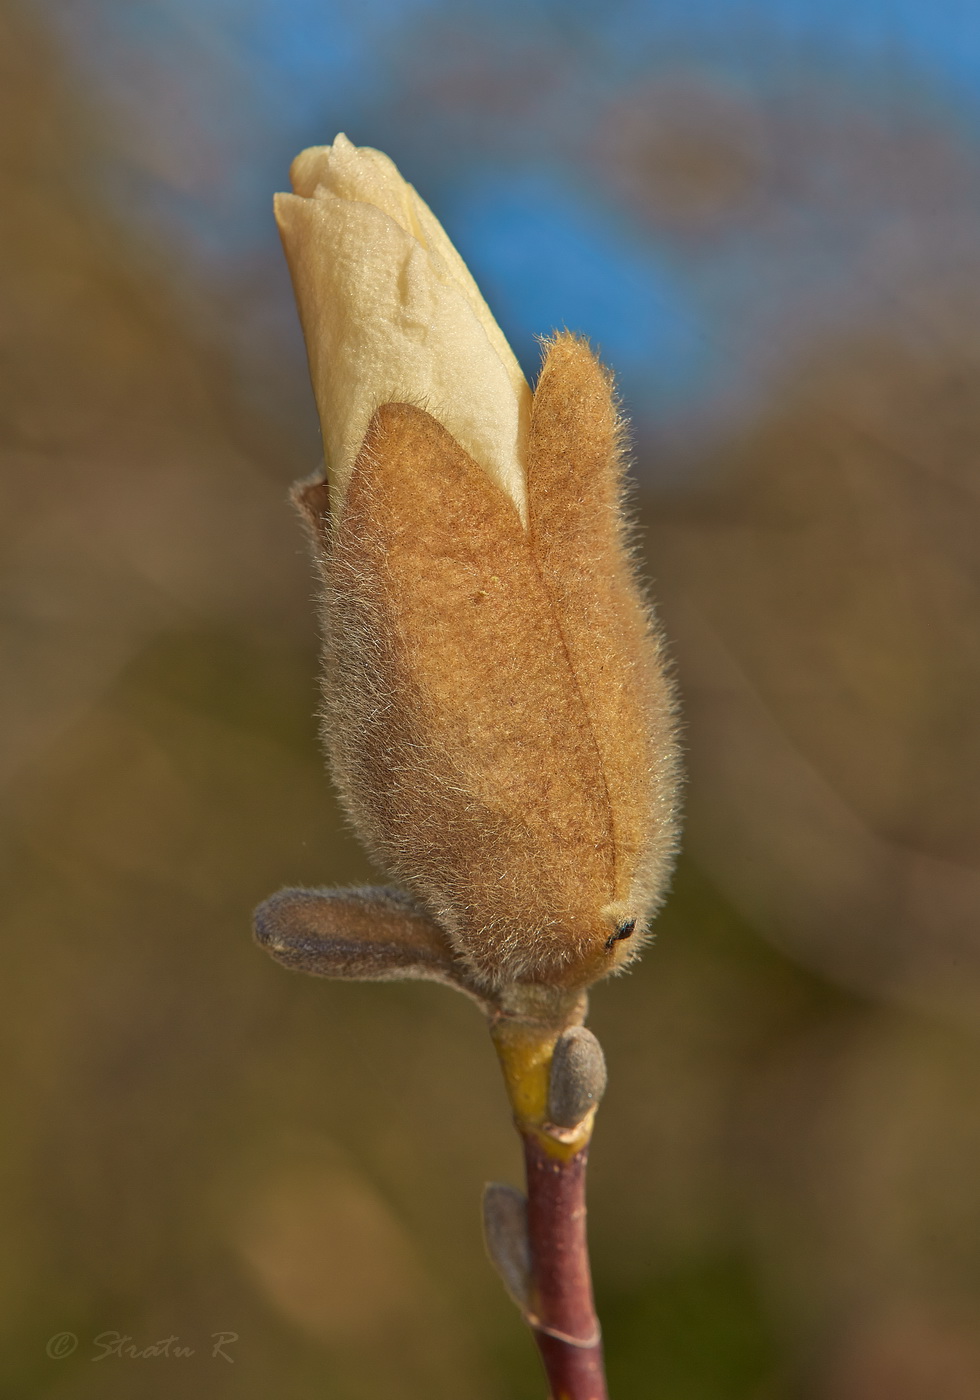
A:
486;1016;610;1400
523;1133;607;1400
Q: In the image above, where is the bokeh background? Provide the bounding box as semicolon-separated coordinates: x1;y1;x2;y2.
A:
4;0;980;1395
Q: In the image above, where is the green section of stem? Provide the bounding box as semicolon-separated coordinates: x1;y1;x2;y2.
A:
490;1013;595;1166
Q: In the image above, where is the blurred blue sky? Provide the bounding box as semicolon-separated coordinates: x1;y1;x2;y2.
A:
32;0;980;457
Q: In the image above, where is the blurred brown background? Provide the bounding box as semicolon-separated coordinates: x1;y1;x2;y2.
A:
3;0;980;1395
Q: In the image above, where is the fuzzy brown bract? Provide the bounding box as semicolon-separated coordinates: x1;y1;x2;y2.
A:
296;333;680;994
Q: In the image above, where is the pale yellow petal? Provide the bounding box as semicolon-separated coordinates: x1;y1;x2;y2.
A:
296;136;525;401
289;135;422;240
275;185;529;518
404;184;530;427
278;136;530;520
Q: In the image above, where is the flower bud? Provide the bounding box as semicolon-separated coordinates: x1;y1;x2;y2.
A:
266;138;682;1003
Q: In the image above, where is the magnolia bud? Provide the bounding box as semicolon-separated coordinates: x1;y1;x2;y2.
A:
262;136;682;1005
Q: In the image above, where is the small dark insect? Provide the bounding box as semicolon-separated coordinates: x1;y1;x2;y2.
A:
605;919;636;951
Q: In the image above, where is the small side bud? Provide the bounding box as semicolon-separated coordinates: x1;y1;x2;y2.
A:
547;1027;608;1129
482;1183;531;1310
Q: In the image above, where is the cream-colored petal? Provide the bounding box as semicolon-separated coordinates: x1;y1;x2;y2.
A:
404;185;529;421
275;185;529;519
279;136;530;520
289;136;422;240
297;137;524;398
